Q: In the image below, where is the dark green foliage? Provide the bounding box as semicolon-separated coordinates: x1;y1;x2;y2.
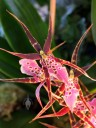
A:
0;0;96;128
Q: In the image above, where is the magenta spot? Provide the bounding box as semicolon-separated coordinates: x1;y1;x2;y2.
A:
29;66;32;69
91;106;94;109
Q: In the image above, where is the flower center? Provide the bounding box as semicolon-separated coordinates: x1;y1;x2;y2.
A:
40;50;47;59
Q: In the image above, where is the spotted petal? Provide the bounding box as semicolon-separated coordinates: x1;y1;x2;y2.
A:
88;98;96;115
45;56;69;84
19;59;44;81
63;78;79;112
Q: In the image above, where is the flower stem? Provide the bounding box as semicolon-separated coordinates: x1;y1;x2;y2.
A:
50;0;56;36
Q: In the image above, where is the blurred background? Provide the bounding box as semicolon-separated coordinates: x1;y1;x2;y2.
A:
0;0;96;128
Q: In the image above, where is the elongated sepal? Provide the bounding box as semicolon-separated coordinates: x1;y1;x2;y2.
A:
54;57;96;81
71;24;93;65
75;61;96;77
7;10;42;53
32;83;65;122
32;99;55;122
39;122;59;128
35;82;45;108
0;77;38;83
43;66;52;103
49;41;66;54
0;48;41;60
35;107;69;119
43;16;52;54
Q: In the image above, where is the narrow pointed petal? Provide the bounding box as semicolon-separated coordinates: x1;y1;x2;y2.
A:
54;57;96;81
43;66;52;102
44;85;62;101
49;41;66;53
39;122;59;128
7;10;42;53
75;61;96;77
31;100;55;122
31;84;65;122
0;77;38;83
36;107;69;119
71;24;93;65
0;48;41;60
74;111;95;128
43;16;52;54
35;82;45;108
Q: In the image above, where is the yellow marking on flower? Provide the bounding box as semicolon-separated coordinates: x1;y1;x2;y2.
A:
40;74;45;80
40;50;47;59
70;70;74;79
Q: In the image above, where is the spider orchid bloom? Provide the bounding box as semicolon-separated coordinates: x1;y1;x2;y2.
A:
19;57;69;107
31;62;95;119
31;24;96;125
0;11;70;103
62;69;93;113
31;77;96;125
0;11;96;112
32;76;96;128
0;11;95;100
32;22;96;119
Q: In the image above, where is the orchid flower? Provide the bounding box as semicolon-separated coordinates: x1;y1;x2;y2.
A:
32;75;96;128
31;24;96;127
0;11;95;105
0;11;69;106
0;11;96;128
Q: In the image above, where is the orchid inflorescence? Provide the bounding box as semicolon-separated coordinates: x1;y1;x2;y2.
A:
0;11;96;128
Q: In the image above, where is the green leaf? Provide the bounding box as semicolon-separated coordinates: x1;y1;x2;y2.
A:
0;37;20;69
91;0;96;45
0;0;48;52
0;60;22;78
0;37;24;78
36;0;49;6
0;109;45;128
